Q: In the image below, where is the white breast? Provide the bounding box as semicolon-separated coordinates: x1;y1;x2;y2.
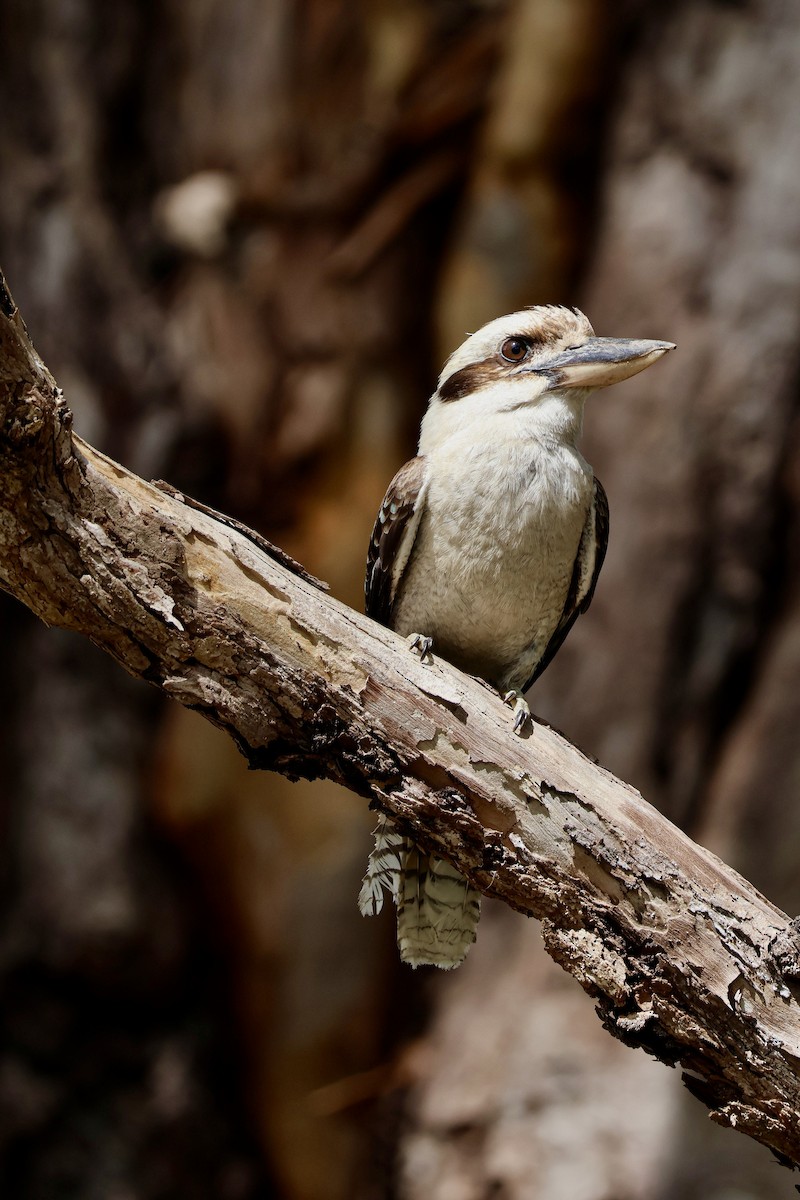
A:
391;418;593;692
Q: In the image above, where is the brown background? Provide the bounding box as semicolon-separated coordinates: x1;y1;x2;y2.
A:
2;1;800;1197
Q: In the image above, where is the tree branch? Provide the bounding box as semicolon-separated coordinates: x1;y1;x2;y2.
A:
1;269;800;1171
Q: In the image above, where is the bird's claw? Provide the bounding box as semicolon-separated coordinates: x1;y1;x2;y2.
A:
408;633;434;663
503;690;531;735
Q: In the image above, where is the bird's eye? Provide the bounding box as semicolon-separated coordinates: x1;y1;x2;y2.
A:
500;337;530;363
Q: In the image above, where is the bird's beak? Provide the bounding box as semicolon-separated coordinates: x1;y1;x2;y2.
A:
535;337;676;389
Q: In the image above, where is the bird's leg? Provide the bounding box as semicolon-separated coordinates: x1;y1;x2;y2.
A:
407;633;434;663
503;689;531;735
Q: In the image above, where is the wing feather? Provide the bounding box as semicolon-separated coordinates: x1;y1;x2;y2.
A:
365;456;428;627
525;477;609;689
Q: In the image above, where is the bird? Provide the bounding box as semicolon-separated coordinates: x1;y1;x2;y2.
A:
358;304;674;969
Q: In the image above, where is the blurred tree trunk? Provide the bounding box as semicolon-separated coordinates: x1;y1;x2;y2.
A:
3;1;800;1199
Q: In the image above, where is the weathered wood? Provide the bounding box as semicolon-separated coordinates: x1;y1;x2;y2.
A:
1;271;800;1171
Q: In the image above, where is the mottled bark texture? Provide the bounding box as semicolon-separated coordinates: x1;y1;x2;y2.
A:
3;277;800;1172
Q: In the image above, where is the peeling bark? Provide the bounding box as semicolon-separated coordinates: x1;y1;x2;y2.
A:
2;272;800;1172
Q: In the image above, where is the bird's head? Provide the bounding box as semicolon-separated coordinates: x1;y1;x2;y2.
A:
420;305;674;449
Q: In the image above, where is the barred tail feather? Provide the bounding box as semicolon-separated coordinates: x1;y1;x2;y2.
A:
359;815;482;968
358;814;408;916
397;849;481;970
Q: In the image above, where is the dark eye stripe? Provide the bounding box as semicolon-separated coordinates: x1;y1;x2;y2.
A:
437;320;568;402
438;361;501;402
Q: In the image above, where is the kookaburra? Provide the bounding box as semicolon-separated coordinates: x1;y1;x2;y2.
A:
358;305;674;969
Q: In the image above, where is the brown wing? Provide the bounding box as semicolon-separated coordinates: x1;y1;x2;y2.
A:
525;477;609;689
365;456;428;628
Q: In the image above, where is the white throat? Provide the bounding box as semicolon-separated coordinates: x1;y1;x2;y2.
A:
419;380;588;457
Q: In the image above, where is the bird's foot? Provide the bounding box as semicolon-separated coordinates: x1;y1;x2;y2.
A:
407;633;434;663
503;690;531;735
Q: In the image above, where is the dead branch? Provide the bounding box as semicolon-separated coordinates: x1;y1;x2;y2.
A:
1;269;800;1171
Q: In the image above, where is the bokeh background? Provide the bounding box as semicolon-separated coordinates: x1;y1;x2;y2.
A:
2;1;800;1197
